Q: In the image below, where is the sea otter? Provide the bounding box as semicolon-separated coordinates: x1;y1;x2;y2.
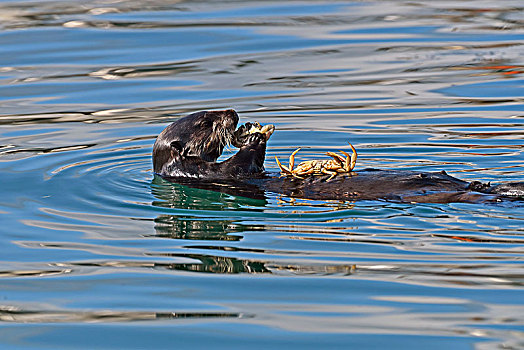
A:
153;109;269;179
152;109;524;203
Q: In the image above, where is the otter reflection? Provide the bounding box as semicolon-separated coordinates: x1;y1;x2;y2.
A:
150;177;360;276
151;175;266;240
151;174;267;208
151;177;270;273
154;214;241;241
155;255;270;274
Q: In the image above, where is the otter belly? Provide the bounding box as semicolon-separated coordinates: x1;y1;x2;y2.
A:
247;169;497;203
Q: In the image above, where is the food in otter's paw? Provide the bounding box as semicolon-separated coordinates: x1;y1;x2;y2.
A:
246;122;275;138
233;122;275;147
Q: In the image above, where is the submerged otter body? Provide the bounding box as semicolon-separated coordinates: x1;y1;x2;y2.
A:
152;110;524;203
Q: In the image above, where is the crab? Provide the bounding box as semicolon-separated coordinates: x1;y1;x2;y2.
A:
275;143;357;181
233;121;275;147
246;122;275;138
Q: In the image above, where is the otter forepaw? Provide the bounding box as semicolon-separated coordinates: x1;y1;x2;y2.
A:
233;122;275;148
244;132;266;146
235;122;256;137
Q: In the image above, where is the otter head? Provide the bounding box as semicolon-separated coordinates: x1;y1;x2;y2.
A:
153;109;239;174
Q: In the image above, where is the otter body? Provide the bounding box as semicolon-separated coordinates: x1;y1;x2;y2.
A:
152;110;523;203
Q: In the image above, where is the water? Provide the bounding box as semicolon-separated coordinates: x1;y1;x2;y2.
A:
1;1;523;349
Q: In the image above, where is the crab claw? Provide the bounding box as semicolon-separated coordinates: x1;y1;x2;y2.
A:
326;152;345;164
336;143;357;172
275;155;292;174
288;147;301;171
276;147;302;177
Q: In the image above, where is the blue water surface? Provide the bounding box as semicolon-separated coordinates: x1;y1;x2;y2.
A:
0;1;523;349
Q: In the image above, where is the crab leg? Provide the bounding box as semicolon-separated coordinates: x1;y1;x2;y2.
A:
322;169;338;181
349;142;357;171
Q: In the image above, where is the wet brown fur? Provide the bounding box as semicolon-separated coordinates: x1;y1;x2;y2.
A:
152;110;524;203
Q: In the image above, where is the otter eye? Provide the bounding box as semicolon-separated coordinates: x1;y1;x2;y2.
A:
200;120;213;128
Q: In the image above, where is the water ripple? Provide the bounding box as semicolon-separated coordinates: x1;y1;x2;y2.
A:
1;1;523;349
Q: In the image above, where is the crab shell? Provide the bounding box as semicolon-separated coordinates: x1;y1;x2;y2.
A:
294;159;345;175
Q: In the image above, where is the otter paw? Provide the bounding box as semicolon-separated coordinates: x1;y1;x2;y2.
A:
236;122;256;136
232;123;256;147
244;132;266;146
233;122;275;148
